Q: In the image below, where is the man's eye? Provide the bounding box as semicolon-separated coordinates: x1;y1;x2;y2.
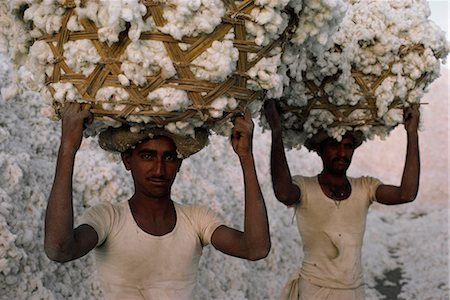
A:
141;153;154;160
164;154;177;161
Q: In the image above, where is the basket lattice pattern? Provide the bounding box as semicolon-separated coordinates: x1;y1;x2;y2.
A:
281;44;427;128
37;0;296;126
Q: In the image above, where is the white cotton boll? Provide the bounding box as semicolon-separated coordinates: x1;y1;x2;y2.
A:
252;7;275;25
210;96;228;111
317;32;329;46
28;41;54;66
158;0;225;40
254;0;289;9
392;75;408;100
121;40;176;86
208;96;237;118
165;119;203;137
50;82;82;104
209;109;223;118
391;62;403;75
249;24;267;46
382;108;403;126
328;126;354;141
93;3;128;45
94;117;120;131
75;2;100;25
246;9;288;46
101;0;121;26
247;53;283;95
347;109;371;124
118;74;130;86
406;88;424;104
67;15;83;32
40;105;58;120
23;3;65;35
191;39;239;82
121;8;134;22
0;127;9;145
63;40;101;77
165;122;177;133
188;0;201;11
1;84;19;101
96;87;129;112
227;97;238;110
179;43;189;51
126;115;152;124
302;109;334;136
120;0;148;41
375;78;396;117
291;0;347;46
147;87;191;112
129;125;144;133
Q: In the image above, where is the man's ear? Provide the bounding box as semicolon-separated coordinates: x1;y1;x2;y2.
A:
121;151;132;170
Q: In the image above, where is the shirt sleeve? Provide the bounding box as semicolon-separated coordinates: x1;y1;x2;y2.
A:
291;175;304;207
361;176;383;203
191;205;224;247
78;202;116;247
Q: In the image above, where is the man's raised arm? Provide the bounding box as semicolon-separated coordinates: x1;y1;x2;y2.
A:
376;106;421;205
44;103;98;262
211;110;270;260
264;100;300;206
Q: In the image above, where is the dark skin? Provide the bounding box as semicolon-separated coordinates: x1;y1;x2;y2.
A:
317;135;355;201
45;103;270;263
264;99;420;206
122;136;181;236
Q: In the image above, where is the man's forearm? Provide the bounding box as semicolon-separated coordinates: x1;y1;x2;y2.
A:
44;146;78;260
399;131;420;201
270;129;299;203
240;155;270;260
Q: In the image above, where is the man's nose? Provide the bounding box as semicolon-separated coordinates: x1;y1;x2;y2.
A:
154;158;165;176
337;144;346;156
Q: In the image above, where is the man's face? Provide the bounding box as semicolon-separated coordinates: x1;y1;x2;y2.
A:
122;136;182;200
319;134;355;175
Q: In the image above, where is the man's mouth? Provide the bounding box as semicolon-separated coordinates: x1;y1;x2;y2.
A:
147;177;167;185
333;158;349;165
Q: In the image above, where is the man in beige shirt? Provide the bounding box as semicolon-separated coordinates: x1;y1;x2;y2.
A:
44;103;270;299
264;100;420;300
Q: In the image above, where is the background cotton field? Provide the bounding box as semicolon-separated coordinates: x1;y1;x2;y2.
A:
0;53;448;299
0;1;449;300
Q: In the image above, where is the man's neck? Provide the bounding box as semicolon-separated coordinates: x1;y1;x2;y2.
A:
129;194;174;219
319;171;348;185
128;195;177;236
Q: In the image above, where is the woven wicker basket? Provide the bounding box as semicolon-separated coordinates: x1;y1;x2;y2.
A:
280;44;428;129
35;0;296;126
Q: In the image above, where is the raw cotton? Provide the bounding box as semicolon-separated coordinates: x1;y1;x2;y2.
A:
264;0;449;149
4;0;347;141
0;50;448;299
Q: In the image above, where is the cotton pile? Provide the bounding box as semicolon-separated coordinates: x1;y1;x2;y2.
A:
266;0;449;149
1;49;448;298
3;0;347;142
